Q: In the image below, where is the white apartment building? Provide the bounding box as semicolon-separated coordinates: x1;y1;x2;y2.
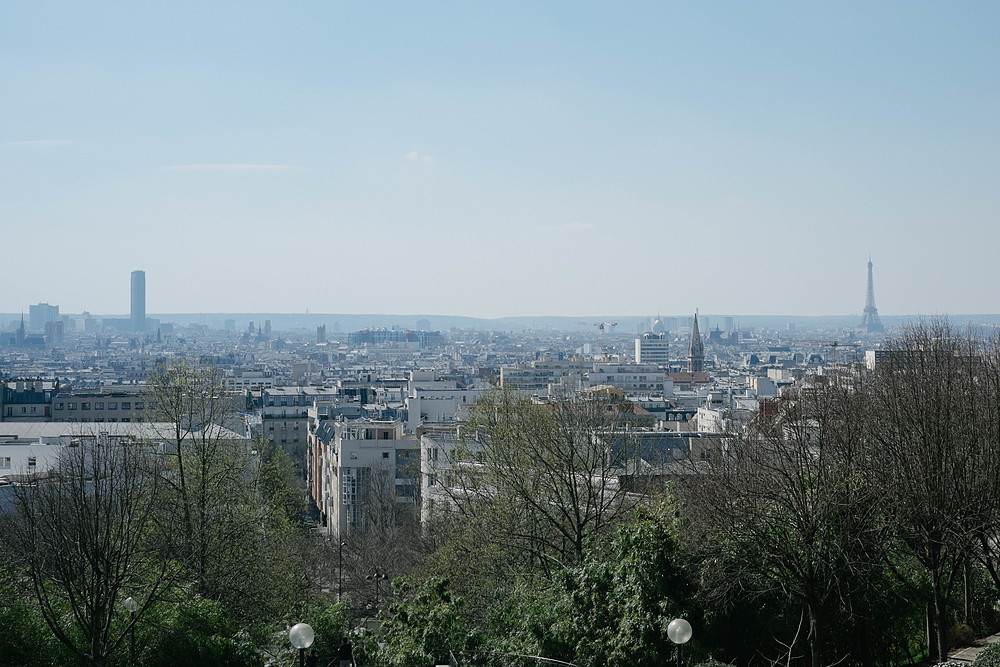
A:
587;363;672;397
404;370;484;433
311;418;420;537
635;333;670;367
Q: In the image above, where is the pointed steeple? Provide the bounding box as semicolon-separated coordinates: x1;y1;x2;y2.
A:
687;311;705;372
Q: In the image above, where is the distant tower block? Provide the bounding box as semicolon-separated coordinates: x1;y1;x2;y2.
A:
687;312;705;372
860;257;885;334
130;270;146;333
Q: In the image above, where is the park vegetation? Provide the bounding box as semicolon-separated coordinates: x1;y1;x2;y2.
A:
5;322;1000;667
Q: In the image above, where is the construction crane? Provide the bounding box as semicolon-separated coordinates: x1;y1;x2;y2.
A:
578;321;618;357
794;339;862;366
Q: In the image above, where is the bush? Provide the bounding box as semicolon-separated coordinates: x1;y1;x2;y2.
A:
694;660;733;667
949;623;977;649
973;642;1000;667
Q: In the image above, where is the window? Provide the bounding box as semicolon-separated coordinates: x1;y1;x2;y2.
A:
382;452;390;459
0;457;10;468
81;402;90;410
27;456;36;468
135;402;144;410
55;402;64;410
95;402;104;410
108;402;117;410
121;402;131;410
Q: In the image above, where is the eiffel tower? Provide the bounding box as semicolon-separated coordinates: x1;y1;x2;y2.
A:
860;257;885;334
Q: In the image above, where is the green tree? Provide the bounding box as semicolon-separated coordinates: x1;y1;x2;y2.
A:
146;361;309;625
375;577;478;667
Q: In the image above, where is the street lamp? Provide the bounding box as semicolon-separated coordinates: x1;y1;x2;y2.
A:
289;622;315;667
667;618;692;667
339;541;347;602
123;596;139;666
365;568;387;612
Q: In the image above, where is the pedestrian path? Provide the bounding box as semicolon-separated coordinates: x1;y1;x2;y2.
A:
950;633;1000;664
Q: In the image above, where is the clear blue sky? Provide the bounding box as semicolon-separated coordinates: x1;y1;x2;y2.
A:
2;1;998;317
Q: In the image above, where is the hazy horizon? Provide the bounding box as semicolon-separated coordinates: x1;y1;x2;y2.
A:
4;2;998;317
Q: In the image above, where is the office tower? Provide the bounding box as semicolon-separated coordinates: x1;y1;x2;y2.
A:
131;270;146;333
29;303;59;331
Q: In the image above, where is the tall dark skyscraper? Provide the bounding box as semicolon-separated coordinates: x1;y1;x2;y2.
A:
860;257;884;334
131;270;146;333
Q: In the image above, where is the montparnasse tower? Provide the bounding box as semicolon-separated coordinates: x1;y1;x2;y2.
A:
860;257;885;334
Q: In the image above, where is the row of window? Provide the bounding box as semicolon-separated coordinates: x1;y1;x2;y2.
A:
53;401;144;411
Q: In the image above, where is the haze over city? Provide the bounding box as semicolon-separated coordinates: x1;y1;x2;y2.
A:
3;2;998;317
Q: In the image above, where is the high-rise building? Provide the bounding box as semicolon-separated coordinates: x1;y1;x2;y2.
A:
860;258;884;334
130;270;146;333
29;303;59;331
635;332;669;366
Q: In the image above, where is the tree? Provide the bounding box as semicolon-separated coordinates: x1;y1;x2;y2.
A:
145;360;309;625
373;577;478;667
684;378;886;667
446;389;641;579
867;323;1000;662
2;437;175;666
549;503;695;667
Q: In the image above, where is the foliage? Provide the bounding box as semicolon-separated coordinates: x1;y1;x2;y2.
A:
2;438;174;667
373;577;478;667
295;601;352;665
949;623;977;649
974;642;1000;667
471;503;697;667
0;581;75;666
139;595;262;667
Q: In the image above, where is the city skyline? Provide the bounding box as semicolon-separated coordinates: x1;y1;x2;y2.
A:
3;2;998;317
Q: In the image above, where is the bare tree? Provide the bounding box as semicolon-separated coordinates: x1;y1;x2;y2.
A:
683;377;885;667
867;322;1000;662
443;389;641;579
3;437;175;667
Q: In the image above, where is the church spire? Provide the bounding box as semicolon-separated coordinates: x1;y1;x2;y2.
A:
687;311;705;372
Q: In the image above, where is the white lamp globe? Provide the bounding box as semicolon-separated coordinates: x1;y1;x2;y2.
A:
667;618;692;644
289;623;315;650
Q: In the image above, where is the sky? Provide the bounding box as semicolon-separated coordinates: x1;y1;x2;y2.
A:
2;2;998;318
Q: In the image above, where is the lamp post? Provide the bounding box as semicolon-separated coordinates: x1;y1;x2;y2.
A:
667;618;692;667
289;622;315;667
365;568;387;613
123;596;139;666
338;541;347;602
